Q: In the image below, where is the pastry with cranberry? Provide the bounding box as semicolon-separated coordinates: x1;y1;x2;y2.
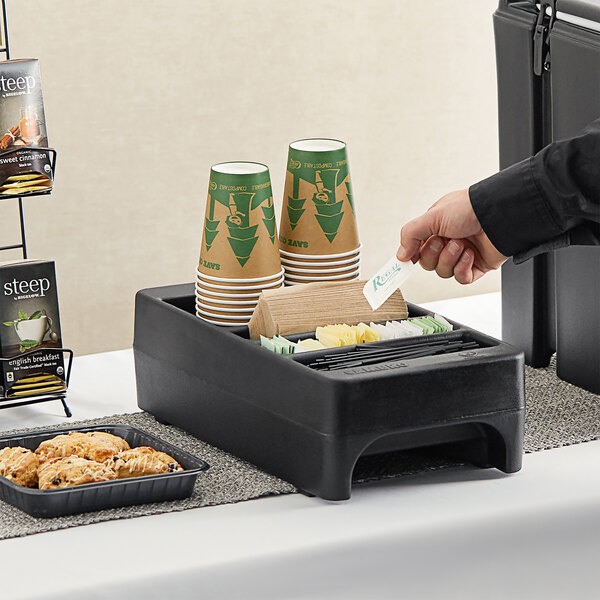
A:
35;431;130;464
38;456;117;489
112;446;183;479
0;446;39;487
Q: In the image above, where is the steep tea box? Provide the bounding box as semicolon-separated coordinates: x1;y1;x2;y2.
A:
0;260;65;399
0;59;53;195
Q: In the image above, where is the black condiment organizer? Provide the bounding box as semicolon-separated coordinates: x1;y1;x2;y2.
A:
134;283;525;501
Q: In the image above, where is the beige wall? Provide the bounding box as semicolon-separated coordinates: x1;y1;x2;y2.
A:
0;0;500;356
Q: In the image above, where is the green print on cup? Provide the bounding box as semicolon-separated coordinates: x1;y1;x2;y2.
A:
204;192;220;252
199;162;282;279
312;168;344;242
261;196;277;244
287;158;307;230
280;140;359;253
286;197;306;231
345;181;355;215
225;192;260;267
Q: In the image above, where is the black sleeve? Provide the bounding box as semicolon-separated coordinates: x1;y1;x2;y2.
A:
468;118;600;262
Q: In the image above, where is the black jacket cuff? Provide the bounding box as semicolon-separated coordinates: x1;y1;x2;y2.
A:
469;158;564;258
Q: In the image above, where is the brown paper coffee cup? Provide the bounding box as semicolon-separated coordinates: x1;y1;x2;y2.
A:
279;139;359;257
199;162;282;280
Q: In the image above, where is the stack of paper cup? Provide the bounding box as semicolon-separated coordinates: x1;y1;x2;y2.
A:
196;162;283;325
278;139;361;285
279;246;361;285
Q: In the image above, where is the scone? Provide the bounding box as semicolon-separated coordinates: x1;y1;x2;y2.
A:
38;456;117;489
0;446;39;488
112;446;183;479
35;431;130;464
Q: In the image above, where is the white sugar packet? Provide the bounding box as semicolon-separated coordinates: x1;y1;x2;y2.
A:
363;256;415;311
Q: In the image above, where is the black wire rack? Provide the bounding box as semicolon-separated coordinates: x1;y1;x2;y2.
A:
0;0;57;259
0;348;73;417
0;0;71;417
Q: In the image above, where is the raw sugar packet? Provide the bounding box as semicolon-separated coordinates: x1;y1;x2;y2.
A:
363;256;414;310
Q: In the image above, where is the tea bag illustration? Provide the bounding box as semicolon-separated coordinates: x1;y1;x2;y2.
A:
312;169;345;243
226;192;259;267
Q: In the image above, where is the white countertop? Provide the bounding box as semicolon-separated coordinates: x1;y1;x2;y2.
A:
0;292;598;600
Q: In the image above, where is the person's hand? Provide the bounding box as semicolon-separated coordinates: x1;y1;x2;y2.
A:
396;189;508;284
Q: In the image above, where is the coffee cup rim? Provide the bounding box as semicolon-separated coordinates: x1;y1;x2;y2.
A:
289;138;346;152
195;300;256;314
196;275;284;291
211;161;269;175
279;244;361;260
194;286;262;299
195;292;259;305
280;255;360;267
196;307;253;320
196;314;248;327
285;275;360;285
284;268;360;281
196;268;284;284
283;262;359;275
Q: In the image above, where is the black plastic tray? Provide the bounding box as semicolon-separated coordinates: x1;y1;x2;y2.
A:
0;424;209;518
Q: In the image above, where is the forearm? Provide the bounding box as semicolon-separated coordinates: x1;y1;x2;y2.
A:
469;119;600;258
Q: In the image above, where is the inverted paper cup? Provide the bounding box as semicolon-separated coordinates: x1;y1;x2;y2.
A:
283;261;359;275
196;299;257;313
279;139;359;257
280;254;360;268
196;275;284;291
196;307;253;320
279;243;361;261
196;314;248;327
198;161;282;280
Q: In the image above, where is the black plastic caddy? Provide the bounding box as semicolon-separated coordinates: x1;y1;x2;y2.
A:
134;284;525;501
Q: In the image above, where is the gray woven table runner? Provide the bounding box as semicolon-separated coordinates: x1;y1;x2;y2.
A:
1;356;598;541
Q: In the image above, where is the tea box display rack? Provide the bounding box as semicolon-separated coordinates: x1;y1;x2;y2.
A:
0;0;57;260
0;0;71;417
0;348;72;416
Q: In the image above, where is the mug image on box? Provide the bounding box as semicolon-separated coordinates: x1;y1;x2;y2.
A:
0;260;65;399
